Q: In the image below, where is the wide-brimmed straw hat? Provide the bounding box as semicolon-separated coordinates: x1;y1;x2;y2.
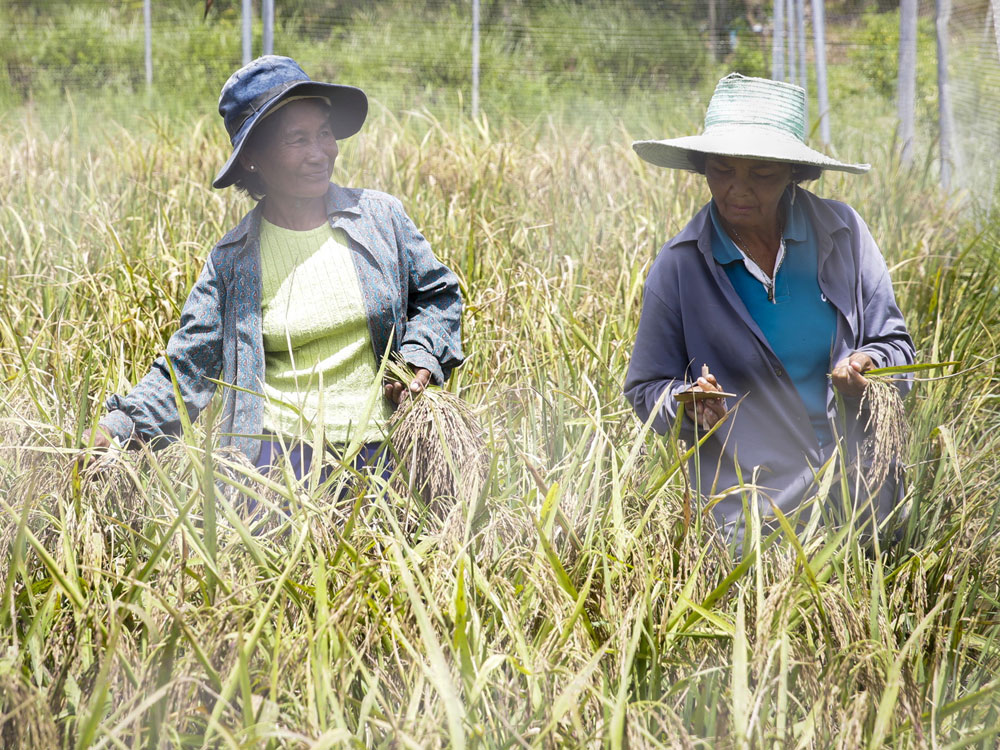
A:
213;55;368;189
633;73;869;175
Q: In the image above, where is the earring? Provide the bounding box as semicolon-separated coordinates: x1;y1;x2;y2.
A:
248;164;256;172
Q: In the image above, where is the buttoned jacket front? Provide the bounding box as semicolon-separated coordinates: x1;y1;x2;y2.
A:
624;188;914;536
102;183;464;462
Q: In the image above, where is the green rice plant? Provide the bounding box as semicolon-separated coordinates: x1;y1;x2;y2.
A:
1;84;999;748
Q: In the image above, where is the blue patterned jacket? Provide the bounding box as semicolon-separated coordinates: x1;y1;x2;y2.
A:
101;183;464;461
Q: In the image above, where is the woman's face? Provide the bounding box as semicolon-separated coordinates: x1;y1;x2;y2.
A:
243;99;338;202
704;156;793;233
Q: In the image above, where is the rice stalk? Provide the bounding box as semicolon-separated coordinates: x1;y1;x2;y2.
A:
860;376;910;487
0;672;59;749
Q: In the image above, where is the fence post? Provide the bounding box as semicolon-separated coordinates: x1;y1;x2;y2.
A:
773;0;785;80
991;0;1000;62
785;0;795;82
144;0;152;87
936;0;956;189
898;0;917;164
263;0;274;55
795;0;807;122
242;0;252;65
811;0;830;145
471;0;480;119
709;0;718;61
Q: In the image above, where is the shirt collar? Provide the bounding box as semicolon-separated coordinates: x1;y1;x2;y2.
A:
217;182;360;249
325;182;362;217
709;202;743;264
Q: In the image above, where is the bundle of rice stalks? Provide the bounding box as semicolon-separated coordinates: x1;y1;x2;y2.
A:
860;376;909;487
0;672;59;749
388;377;488;520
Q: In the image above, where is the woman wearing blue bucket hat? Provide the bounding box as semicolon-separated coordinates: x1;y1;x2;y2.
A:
84;56;464;482
625;74;914;545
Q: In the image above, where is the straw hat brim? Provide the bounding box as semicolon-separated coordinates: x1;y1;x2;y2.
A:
633;126;870;175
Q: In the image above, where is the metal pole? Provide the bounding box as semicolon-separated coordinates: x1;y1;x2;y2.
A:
898;0;917;164
708;0;718;61
242;0;252;65
263;0;274;55
991;0;1000;62
936;0;956;190
795;0;807;92
144;0;152;87
785;0;795;83
471;0;480;118
772;0;785;80
811;0;830;145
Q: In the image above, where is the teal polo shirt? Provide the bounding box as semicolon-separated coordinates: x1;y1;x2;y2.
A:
710;191;837;446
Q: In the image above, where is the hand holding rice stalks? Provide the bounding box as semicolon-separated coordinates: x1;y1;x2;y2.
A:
855;360;959;487
386;363;488;518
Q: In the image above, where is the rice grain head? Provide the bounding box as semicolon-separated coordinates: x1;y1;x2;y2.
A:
860;377;909;487
0;672;59;749
389;385;488;520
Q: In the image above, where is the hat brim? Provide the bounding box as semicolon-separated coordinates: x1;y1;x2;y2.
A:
213;80;368;189
633;127;870;175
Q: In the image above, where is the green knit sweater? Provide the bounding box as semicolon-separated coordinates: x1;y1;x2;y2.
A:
259;218;393;443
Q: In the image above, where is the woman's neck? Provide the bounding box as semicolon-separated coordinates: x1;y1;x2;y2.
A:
720;209;785;276
723;219;781;251
260;195;329;231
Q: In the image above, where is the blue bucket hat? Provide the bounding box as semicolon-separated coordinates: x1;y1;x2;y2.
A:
213;55;368;189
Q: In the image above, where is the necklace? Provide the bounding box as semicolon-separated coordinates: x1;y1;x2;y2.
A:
725;215;786;303
729;227;772;273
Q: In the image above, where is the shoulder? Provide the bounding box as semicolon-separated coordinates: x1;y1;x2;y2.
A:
333;184;407;218
207;203;260;274
214;203;258;250
356;187;406;212
798;188;869;238
650;204;711;274
643;205;711;304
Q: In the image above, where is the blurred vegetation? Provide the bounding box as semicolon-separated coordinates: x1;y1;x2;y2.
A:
1;0;951;121
1;90;999;748
848;7;938;120
0;0;714;114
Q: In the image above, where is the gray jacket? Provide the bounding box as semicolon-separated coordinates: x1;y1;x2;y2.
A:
624;189;914;537
101;183;464;461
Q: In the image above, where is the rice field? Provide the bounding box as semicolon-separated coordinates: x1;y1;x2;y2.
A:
1;98;999;748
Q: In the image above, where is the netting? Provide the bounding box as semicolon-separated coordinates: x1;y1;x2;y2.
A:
949;1;1000;209
2;0;999;204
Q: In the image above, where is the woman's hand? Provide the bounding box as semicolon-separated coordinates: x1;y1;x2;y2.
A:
76;426;115;469
831;352;875;398
384;367;432;405
682;372;728;430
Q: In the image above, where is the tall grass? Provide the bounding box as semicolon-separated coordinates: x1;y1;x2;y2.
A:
1;101;999;748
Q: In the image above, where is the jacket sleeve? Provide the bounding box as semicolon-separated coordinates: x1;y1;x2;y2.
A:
623;260;696;436
390;200;465;385
850;212;916;395
100;253;225;445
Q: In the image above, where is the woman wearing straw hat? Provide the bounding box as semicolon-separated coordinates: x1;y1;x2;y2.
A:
82;56;463;481
625;73;914;542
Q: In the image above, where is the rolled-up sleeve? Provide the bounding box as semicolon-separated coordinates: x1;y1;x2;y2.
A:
390;201;464;384
101;253;225;444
